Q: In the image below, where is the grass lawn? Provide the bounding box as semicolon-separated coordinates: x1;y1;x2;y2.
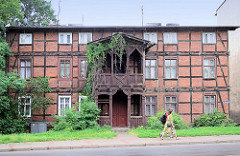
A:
0;128;117;144
129;126;240;138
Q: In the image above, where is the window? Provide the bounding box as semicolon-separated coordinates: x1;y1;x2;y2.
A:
165;96;177;113
145;96;156;116
58;33;72;44
204;95;215;113
80;60;87;78
20;60;31;79
98;95;109;116
165;59;177;79
145;60;156;79
19;96;31;117
163;32;177;44
131;95;141;116
79;32;92;44
60;60;71;78
204;59;215;78
144;32;158;43
19;33;32;44
202;33;216;44
58;96;71;116
78;96;87;111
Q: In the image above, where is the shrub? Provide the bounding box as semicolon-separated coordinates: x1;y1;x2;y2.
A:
51;98;101;131
146;110;188;130
193;110;236;127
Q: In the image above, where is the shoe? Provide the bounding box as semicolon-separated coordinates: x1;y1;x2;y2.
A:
170;136;174;139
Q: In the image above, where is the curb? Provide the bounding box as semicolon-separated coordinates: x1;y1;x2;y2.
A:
1;139;240;152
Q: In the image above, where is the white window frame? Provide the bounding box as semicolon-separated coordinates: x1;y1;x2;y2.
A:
79;32;92;44
18;96;31;117
145;96;157;116
165;59;177;79
143;32;158;43
204;58;215;78
145;59;157;79
19;33;32;44
202;32;216;44
163;32;178;44
58;95;71;116
204;95;216;113
58;32;72;44
78;96;87;111
165;96;177;113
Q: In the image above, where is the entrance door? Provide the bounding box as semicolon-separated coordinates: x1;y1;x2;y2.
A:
112;91;127;127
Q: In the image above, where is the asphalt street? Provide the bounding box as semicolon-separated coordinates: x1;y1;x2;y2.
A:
1;142;240;156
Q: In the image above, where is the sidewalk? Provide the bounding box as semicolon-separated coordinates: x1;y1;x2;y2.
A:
1;133;240;152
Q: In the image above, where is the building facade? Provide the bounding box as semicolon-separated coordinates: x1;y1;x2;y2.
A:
216;0;240;124
6;26;236;127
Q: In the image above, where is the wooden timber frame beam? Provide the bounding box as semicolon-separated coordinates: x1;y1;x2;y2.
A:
189;31;193;123
215;32;227;114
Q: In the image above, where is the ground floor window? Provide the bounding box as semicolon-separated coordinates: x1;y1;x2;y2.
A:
165;96;177;113
58;95;71;116
98;95;109;116
204;95;215;113
131;95;141;116
78;96;87;111
18;96;31;117
145;96;156;116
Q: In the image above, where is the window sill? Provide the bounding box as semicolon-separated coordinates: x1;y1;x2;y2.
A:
145;78;158;80
100;116;110;118
163;78;178;80
19;44;32;46
58;43;72;45
203;78;216;80
203;43;216;45
163;43;178;45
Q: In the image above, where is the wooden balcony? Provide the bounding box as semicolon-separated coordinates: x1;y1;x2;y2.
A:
97;74;143;87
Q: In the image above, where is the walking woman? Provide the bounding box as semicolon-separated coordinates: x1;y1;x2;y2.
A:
160;108;178;140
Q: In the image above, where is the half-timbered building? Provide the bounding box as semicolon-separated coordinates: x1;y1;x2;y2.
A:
6;26;237;128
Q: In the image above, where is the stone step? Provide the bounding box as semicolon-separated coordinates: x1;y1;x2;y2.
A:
112;127;130;132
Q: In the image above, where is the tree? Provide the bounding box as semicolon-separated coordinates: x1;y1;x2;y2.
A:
0;0;23;26
20;0;57;26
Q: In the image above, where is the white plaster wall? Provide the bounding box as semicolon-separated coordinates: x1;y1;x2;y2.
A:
217;0;240;123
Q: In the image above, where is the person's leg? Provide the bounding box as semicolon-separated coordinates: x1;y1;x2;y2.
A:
160;132;165;139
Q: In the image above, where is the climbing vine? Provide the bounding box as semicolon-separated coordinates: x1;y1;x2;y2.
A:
84;32;126;100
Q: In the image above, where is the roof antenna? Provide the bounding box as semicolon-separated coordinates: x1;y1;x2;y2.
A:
141;5;144;26
57;0;61;25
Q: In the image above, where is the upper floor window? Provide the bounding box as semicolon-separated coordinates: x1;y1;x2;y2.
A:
165;59;177;79
19;33;32;44
202;33;216;44
60;60;71;78
145;96;157;116
204;95;215;113
144;32;158;43
204;59;215;78
19;96;31;117
20;60;31;79
79;32;92;44
58;33;72;44
58;95;71;116
145;60;156;79
165;96;177;113
163;32;177;44
80;60;87;78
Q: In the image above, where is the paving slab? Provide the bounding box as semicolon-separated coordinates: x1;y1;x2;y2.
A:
0;133;240;152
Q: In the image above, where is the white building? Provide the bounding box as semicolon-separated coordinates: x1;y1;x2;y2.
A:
216;0;240;124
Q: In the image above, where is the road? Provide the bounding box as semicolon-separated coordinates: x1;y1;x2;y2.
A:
0;142;240;156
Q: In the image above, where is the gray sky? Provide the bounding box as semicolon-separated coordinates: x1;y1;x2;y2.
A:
50;0;224;26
